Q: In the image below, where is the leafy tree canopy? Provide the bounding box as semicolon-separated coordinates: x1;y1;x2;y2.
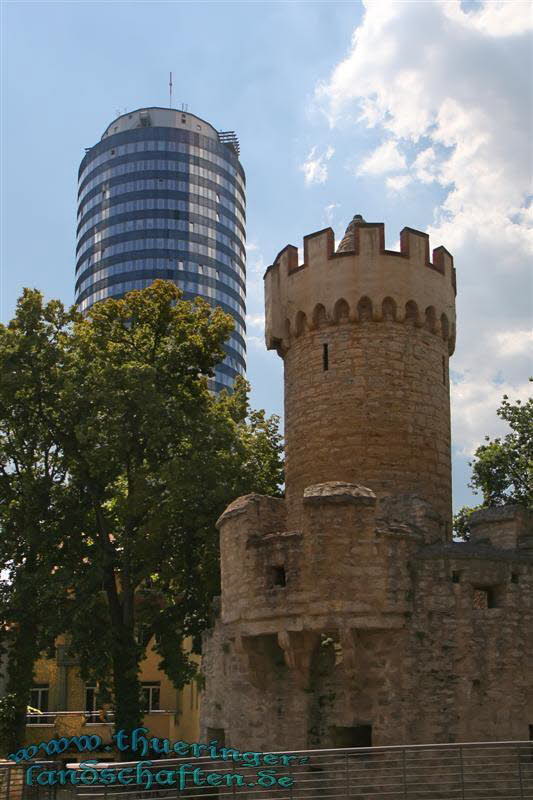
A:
0;281;283;751
453;384;532;540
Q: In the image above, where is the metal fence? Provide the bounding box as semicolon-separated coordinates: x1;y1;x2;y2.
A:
12;741;533;800
0;761;57;800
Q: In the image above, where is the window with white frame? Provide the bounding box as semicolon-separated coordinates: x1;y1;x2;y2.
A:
141;682;160;712
28;684;49;724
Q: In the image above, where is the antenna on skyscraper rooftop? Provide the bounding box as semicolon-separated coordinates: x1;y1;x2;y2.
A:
169;72;173;109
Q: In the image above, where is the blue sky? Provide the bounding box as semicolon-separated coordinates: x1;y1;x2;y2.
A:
2;0;532;512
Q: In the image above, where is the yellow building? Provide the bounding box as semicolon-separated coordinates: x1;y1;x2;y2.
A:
24;635;200;753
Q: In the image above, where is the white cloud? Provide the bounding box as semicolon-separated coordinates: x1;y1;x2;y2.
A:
493;329;533;358
324;202;341;224
300;145;335;185
314;0;532;454
412;147;442;184
358;138;407;175
246;313;265;330
441;0;533;37
386;174;412;193
451;376;531;456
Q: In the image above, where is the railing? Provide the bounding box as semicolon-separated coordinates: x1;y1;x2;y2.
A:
26;711;114;727
0;761;57;800
26;711;178;725
22;740;533;799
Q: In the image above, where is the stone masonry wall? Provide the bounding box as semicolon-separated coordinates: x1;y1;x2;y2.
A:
202;502;533;751
284;319;452;530
201;218;532;766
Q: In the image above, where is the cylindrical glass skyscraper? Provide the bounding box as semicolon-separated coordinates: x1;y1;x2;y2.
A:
75;107;246;392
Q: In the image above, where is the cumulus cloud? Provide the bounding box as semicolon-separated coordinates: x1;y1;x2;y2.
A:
451;376;532;457
358;139;407;175
300;145;335;185
386;174;412;193
494;330;533;358
315;0;532;455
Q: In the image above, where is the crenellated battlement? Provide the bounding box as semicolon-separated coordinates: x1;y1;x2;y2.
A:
264;220;456;356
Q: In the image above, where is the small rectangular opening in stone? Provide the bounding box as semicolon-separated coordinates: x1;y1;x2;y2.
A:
511;573;519;584
323;343;329;371
269;565;286;587
473;587;496;609
452;571;460;583
331;724;372;749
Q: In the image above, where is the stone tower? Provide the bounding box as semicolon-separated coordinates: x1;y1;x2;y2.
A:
201;216;532;754
265;216;456;532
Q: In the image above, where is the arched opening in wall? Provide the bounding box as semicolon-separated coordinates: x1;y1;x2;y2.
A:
312;303;328;329
295;310;308;336
382;297;397;322
440;313;450;341
405;300;419;326
424;306;437;333
333;298;350;323
357;296;373;322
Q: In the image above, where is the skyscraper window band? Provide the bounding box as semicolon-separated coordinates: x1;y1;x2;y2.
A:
76;217;245;262
76;109;246;391
79;151;245;201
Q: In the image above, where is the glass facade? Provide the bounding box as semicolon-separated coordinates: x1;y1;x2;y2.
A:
75;108;246;392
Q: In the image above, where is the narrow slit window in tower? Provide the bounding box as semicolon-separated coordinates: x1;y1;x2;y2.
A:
268;565;286;588
442;356;447;386
323;343;329;371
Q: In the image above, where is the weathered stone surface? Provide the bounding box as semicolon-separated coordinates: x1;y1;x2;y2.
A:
303;481;377;505
470;505;533;550
200;217;532;753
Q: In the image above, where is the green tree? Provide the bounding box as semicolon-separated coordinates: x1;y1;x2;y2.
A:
0;281;283;752
453;386;532;539
0;291;84;753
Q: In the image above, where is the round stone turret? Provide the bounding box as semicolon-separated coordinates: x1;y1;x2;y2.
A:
264;219;457;532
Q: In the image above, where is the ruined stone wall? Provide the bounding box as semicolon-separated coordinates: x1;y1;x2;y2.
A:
407;541;533;744
202;500;533;751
